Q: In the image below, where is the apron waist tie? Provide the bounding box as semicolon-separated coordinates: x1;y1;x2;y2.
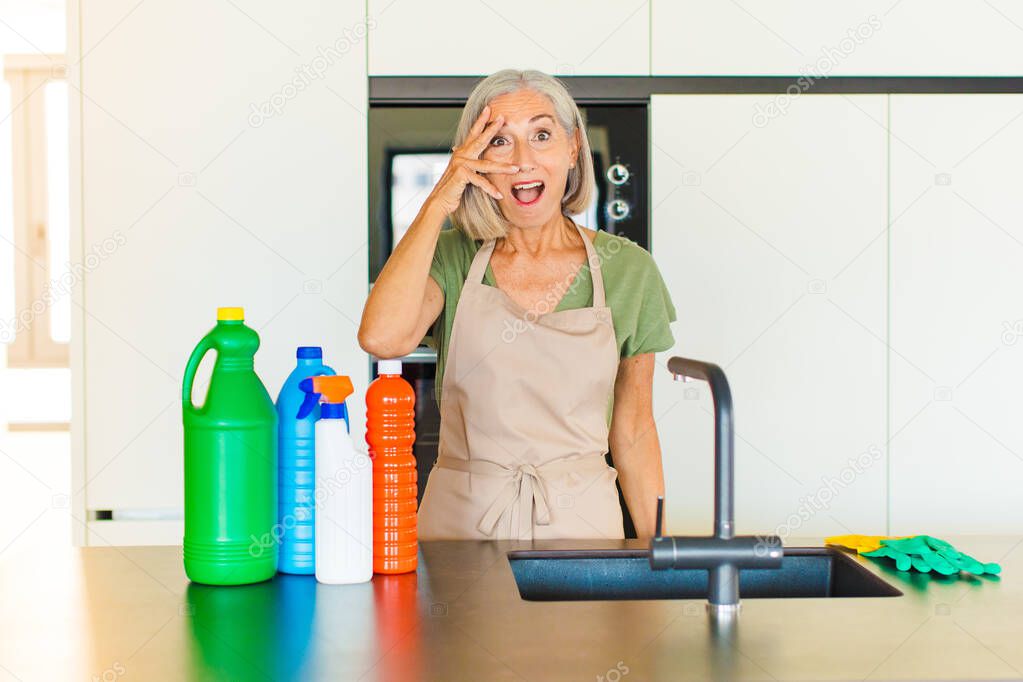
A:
434;454;610;539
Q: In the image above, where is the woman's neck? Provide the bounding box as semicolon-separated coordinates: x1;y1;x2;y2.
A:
498;214;577;257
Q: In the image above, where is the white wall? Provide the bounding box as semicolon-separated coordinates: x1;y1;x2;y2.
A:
652;92;1023;537
651;94;889;537
70;0;369;544
652;1;1023;76
368;0;650;76
369;1;1023;77
888;94;1023;534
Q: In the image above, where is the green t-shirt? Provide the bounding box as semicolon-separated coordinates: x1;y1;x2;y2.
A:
424;227;677;417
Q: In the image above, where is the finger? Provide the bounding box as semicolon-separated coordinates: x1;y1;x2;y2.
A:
470;114;504;152
466;171;503;200
955;552;986;575
468;104;492;137
920;550;955;575
937;547;963;563
452;109;499;153
929;553;958;575
920;545;957;575
465;170;503;200
923;536;954;552
466;114;505;156
891;550;912;572
910;555;932;573
464;159;520;175
882;537;920;553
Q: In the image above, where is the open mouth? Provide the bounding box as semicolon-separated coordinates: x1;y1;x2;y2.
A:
511;180;545;206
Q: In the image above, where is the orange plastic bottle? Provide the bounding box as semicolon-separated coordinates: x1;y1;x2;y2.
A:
366;359;418;574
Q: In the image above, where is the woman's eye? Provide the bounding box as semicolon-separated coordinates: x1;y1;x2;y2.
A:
535;130;551;142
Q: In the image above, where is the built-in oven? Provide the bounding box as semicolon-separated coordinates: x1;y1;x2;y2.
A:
368;82;649;536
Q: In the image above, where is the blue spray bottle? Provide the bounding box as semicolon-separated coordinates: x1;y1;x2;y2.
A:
275;346;334;574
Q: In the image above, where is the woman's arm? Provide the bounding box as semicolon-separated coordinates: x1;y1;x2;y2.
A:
358;202;447;358
359;105;517;358
609;352;666;538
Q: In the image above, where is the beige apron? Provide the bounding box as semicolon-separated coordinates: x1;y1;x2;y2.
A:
418;221;624;540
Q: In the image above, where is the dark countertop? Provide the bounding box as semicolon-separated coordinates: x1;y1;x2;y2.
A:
1;536;1020;681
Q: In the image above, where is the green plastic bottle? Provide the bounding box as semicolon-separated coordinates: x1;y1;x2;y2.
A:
182;307;278;585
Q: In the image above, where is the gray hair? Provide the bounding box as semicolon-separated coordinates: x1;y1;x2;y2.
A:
450;69;595;241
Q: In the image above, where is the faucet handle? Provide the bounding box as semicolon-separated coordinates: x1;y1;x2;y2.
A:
655;495;664;538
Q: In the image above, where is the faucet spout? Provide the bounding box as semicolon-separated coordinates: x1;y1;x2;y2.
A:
666;357;735;540
650;357;784;611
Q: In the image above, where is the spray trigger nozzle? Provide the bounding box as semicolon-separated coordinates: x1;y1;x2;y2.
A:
297;375;354;428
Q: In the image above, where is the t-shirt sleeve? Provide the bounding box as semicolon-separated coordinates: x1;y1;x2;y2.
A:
428;234;447;293
423;232;450;349
621;250;677;357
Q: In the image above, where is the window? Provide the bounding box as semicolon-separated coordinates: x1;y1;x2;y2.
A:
2;54;68;367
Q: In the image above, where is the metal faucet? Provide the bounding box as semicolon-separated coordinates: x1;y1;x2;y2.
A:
649;356;784;615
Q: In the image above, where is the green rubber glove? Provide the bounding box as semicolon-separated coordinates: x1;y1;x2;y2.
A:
863;535;1002;576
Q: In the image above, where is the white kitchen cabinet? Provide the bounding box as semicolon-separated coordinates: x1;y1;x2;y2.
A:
70;0;369;544
889;95;1023;534
653;1;1023;76
367;0;650;76
650;94;888;537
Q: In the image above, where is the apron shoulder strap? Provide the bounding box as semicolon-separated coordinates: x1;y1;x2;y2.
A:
574;222;607;308
466;238;498;285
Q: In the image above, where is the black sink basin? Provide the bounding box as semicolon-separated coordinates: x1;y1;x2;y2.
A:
507;547;902;601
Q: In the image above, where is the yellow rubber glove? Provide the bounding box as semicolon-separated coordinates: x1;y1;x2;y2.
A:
824;534;910;554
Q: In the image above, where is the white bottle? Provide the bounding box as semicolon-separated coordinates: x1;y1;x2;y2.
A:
299;375;373;584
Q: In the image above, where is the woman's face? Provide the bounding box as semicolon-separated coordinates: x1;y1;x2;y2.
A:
480;89;579;228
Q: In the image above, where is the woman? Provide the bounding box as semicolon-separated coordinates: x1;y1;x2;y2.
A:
359;69;676;540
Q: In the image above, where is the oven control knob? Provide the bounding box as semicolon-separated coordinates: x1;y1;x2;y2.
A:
606;199;631;221
607;163;630;186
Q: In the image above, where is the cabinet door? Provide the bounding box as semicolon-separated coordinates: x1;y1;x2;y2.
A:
651;94;888;537
889;95;1023;534
652;1;1023;76
368;0;649;76
75;2;369;528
